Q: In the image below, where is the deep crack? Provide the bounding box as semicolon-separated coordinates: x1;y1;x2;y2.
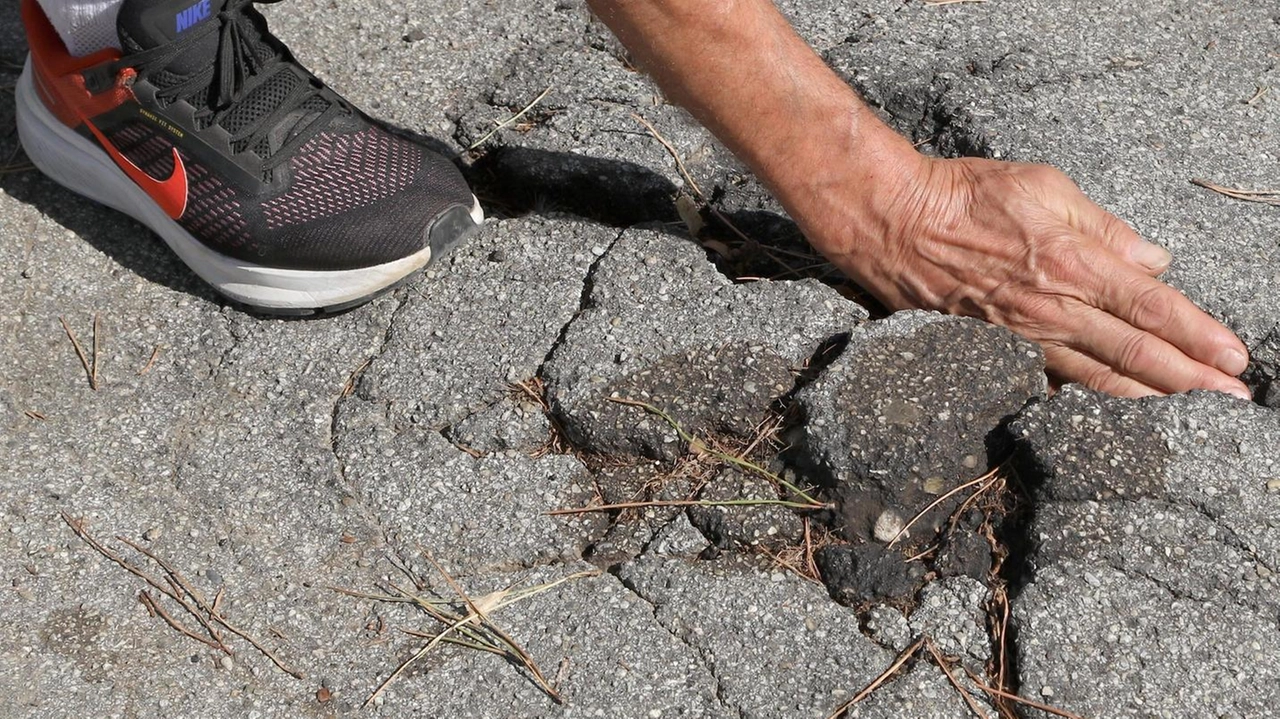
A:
606;566;747;719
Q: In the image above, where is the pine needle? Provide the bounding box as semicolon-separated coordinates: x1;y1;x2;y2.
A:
1191;178;1280;206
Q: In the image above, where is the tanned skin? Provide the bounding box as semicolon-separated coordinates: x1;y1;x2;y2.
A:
588;0;1252;400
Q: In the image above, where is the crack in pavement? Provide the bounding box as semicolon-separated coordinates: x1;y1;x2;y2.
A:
605;565;747;719
326;290;414;552
534;226;628;380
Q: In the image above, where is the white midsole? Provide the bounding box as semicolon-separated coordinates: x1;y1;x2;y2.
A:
14;56;483;310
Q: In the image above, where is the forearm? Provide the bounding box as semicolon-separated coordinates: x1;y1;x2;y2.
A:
586;0;921;246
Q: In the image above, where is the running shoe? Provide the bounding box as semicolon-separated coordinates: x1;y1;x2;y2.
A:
16;0;483;313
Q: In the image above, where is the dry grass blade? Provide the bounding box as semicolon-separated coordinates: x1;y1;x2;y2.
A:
887;467;1000;548
548;497;822;516
1191;178;1280;206
421;554;560;701
468;85;553;151
608;397;828;508
0;161;35;175
59;316;97;390
827;636;925;718
631;113;762;251
1244;85;1270;105
350;558;597;707
963;669;1089;719
924;0;987;5
366;610;486;707
924;639;988;718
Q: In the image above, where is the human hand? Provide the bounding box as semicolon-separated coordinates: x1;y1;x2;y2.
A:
584;0;1250;399
808;154;1251;399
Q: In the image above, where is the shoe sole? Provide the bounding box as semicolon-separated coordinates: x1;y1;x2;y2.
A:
15;57;483;313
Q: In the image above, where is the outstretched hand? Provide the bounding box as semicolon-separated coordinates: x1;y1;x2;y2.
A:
588;0;1251;399
808;155;1251;399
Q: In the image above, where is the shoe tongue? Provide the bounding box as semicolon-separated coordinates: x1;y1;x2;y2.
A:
117;0;227;75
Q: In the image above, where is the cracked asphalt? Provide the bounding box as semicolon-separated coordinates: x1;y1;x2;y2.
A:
1;1;1278;717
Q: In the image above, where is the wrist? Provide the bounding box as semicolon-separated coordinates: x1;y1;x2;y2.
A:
755;97;926;265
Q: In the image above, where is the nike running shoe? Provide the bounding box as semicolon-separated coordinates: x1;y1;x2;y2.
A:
16;0;482;312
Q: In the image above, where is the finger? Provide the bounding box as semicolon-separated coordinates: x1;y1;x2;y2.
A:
1086;261;1250;377
1053;182;1171;276
1088;212;1171;277
1043;344;1168;398
1068;310;1252;399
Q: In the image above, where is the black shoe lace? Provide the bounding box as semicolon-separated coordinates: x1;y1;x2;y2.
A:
121;0;346;170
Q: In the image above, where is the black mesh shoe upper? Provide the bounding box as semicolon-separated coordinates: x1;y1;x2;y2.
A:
91;0;473;270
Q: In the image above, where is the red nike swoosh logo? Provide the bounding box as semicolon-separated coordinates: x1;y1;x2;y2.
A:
84;119;189;220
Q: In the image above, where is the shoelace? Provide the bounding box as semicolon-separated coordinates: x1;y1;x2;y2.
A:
118;0;344;168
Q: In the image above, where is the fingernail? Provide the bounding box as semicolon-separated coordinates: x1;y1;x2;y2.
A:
1226;384;1253;402
1131;241;1172;271
1217;347;1249;376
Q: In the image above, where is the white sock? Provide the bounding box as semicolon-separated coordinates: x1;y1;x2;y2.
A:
35;0;125;57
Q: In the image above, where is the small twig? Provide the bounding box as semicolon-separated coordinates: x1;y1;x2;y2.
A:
341;356;372;397
24;410;46;421
138;345;162;376
1244;85;1270;105
802;518;820;580
63;514;229;652
91;314;102;390
139;590;227;652
924;0;987;5
924;639;988;718
963;669;1088;719
59;316;96;390
67;516;300;679
827;636;926;718
1191;178;1280;206
467;85;553;151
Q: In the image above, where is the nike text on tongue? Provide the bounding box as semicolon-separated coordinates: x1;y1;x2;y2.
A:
175;0;212;34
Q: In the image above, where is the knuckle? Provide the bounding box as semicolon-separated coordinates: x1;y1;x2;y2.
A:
1127;283;1177;334
1082;363;1123;394
1113;331;1159;376
1017;163;1071;193
1030;233;1086;286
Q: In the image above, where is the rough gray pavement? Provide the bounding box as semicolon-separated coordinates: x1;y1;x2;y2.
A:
614;553;997;719
1;0;1277;717
1010;387;1280;718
